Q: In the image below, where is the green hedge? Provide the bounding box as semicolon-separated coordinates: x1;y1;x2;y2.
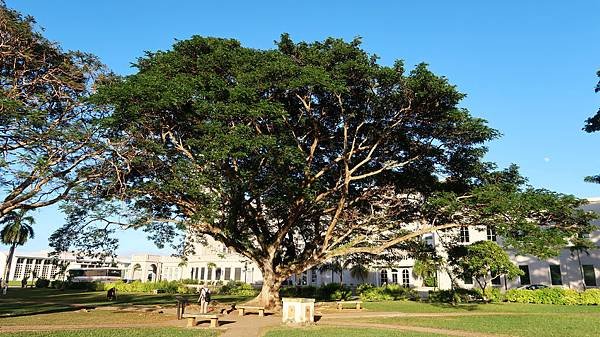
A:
280;283;352;301
428;288;483;303
220;281;258;296
505;288;600;305
35;278;50;288
358;284;418;301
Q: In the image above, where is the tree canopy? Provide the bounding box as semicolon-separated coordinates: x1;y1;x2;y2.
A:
583;70;600;183
0;4;107;218
53;35;595;308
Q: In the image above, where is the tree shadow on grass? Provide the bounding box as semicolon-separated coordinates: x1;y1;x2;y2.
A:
426;302;482;311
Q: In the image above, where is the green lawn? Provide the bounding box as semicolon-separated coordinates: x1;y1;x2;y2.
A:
264;327;442;337
0;328;217;337
365;312;600;337
364;300;600;313
0;287;253;317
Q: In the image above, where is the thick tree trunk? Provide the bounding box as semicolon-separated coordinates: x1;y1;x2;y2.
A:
255;268;283;310
3;242;17;281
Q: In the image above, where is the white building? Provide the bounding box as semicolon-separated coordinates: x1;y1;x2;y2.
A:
0;250;130;281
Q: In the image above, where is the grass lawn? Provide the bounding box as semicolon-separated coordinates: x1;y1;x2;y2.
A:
365;311;600;337
0;328;217;337
264;327;442;337
364;300;600;313
0;287;253;317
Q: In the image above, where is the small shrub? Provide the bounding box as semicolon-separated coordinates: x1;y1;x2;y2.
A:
428;288;481;303
358;284;418;302
219;281;258;296
317;283;352;301
35;278;50;288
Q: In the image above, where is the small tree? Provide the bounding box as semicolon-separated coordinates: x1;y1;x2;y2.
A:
569;237;595;290
448;241;522;299
1;210;35;280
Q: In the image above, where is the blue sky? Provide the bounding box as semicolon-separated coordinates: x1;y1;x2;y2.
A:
5;0;600;256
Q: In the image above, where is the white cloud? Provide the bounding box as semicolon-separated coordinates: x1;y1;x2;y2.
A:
543;157;551;162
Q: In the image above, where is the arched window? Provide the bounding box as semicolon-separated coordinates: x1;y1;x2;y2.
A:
391;269;398;284
380;269;388;285
402;269;410;287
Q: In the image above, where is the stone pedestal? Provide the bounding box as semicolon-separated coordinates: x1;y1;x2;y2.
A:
281;297;315;324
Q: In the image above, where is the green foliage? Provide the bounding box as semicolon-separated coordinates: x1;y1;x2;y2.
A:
505;288;600;305
428;288;482;304
358;284;418;302
448;241;522;293
219;281;258;296
103;280;187;294
280;286;318;298
34;278;50;288
279;283;351;301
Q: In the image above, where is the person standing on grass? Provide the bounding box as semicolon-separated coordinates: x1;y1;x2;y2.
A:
2;280;7;295
198;285;211;313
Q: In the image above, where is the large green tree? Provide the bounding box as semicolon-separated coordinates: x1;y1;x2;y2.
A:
1;209;35;280
583;70;600;182
0;4;107;219
55;35;594;308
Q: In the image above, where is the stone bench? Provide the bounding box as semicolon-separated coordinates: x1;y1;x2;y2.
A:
237;305;265;316
182;313;219;328
336;300;363;310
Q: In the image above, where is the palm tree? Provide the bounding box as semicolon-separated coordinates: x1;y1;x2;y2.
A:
349;264;369;282
318;260;342;284
1;210;35;280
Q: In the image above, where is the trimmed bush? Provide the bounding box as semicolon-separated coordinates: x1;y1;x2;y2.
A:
505;288;600;305
219;281;258;296
35;278;50;288
428;288;482;303
358;284;418;302
317;283;352;301
279;284;349;301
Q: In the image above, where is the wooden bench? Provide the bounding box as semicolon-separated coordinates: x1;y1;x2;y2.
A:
336;300;363;310
182;314;219;328
237;305;265;316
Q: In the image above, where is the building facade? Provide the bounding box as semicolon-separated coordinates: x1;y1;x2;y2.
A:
0;250;131;282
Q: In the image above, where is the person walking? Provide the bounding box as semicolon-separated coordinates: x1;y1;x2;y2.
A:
197;285;211;313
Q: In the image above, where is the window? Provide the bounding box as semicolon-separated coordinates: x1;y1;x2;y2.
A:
301;271;308;285
519;265;531;285
583;265;597;286
234;268;241;281
380;270;388;285
42;265;49;279
460;227;470;243
423;234;434;248
200;267;205;280
215;268;222;280
190;269;194;280
311;269;318;284
391;269;398;284
402;269;410;287
224;268;231;281
207;268;212;280
463;274;473;285
491;271;501;285
486;226;497;241
550;265;562;285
